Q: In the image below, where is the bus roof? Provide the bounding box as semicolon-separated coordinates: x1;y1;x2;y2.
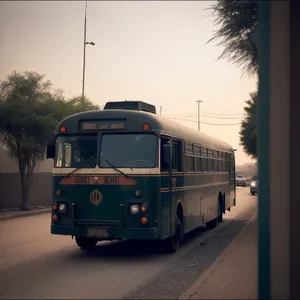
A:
56;109;234;152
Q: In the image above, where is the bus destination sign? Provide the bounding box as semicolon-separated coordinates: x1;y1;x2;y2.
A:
80;121;126;131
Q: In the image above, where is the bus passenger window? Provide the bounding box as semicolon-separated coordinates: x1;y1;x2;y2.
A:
195;156;201;172
172;142;182;171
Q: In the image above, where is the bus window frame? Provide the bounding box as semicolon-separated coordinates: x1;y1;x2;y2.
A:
171;138;184;173
159;136;184;174
184;141;195;174
53;133;98;169
98;132;159;169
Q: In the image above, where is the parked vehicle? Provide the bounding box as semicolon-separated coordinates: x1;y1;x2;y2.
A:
236;175;247;187
250;175;258;195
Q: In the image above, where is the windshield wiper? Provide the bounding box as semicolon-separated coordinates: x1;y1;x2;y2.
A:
101;155;136;184
66;153;97;178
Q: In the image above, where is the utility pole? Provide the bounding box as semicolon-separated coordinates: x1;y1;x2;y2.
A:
81;0;95;103
196;100;203;131
81;0;87;103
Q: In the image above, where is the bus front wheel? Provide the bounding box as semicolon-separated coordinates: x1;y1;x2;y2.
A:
75;236;97;250
163;215;183;253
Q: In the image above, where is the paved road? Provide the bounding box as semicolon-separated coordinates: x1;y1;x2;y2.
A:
0;188;256;299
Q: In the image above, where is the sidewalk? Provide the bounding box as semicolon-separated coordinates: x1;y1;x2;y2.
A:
180;213;258;299
0;205;51;221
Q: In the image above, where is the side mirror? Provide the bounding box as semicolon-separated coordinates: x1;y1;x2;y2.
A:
162;143;171;165
46;143;55;159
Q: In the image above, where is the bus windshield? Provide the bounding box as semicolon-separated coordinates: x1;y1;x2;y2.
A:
100;134;157;168
55;135;97;168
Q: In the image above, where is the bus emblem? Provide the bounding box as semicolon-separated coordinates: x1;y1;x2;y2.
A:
90;189;103;205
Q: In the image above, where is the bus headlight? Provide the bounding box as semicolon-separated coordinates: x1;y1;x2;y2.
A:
130;204;139;215
59;203;67;212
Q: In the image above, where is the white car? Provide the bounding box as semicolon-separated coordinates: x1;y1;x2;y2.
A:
236;175;247;187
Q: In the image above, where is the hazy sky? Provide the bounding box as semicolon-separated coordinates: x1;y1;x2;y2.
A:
0;1;257;165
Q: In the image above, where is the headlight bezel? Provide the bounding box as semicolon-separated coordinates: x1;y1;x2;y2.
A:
130;204;140;215
58;202;67;213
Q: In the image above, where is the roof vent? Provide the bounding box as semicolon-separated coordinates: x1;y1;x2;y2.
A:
104;101;156;114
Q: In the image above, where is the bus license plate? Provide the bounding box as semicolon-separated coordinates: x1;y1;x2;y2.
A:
87;227;109;238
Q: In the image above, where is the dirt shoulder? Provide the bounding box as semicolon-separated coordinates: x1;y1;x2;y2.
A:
180;212;258;299
0;206;51;221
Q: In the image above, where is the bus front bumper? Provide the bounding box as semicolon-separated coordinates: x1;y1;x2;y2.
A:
51;225;159;240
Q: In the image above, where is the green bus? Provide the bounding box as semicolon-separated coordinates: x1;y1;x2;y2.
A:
46;101;236;253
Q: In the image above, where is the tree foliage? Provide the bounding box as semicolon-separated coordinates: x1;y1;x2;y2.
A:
239;91;257;158
0;71;99;209
207;0;259;159
207;0;258;76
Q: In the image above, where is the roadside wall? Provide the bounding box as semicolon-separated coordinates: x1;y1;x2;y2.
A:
0;146;53;209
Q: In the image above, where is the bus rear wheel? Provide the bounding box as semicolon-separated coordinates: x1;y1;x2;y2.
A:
218;196;223;223
163;215;183;253
75;236;97;250
206;217;218;230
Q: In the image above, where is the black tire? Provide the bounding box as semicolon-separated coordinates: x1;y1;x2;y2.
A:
163;215;183;253
206;201;220;230
218;198;223;223
75;236;97;250
251;192;255;195
206;217;218;229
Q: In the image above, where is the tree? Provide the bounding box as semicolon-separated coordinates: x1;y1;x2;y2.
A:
0;71;57;209
207;0;258;76
42;95;99;125
0;71;100;209
239;91;257;158
207;0;259;159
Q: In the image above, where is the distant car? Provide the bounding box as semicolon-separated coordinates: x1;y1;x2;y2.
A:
250;175;258;195
236;175;247;187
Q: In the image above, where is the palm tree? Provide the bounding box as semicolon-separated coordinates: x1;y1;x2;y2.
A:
207;0;258;76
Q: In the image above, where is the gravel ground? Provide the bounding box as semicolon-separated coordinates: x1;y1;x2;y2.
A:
125;203;257;300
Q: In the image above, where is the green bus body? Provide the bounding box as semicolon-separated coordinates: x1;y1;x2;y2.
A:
49;108;236;246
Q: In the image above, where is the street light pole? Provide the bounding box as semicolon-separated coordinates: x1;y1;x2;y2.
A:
196;100;203;131
81;0;88;103
81;0;95;104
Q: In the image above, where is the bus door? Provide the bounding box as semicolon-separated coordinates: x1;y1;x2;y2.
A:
161;138;181;237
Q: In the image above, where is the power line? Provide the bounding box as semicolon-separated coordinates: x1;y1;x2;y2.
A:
87;4;105;21
166;111;245;117
165;113;245;120
201;111;245;116
166;116;242;126
175;114;244;120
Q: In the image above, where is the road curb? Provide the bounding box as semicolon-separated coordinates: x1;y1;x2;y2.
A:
179;211;258;300
0;208;51;221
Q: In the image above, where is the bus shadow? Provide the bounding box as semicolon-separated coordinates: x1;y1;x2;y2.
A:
65;224;210;262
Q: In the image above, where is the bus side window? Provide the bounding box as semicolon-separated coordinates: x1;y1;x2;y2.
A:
172;141;182;172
